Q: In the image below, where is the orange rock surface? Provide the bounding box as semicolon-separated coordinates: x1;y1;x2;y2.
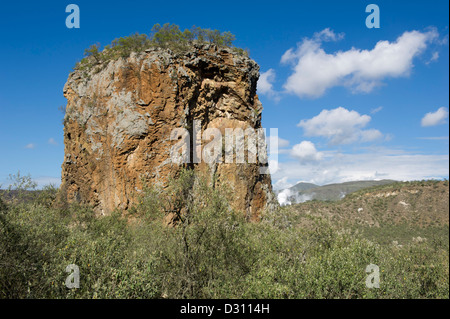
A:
60;43;275;219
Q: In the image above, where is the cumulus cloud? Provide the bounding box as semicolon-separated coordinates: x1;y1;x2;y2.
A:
291;141;324;162
25;143;36;149
297;107;383;145
273;176;293;190
257;69;280;101
421;107;449;127
48;138;58;145
281;28;439;98
271;149;449;187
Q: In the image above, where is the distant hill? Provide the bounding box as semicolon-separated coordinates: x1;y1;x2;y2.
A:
289;182;318;192
278;179;397;204
0;189;43;203
286;180;449;246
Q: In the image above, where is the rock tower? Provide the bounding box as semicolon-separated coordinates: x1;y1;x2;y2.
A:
61;43;275;219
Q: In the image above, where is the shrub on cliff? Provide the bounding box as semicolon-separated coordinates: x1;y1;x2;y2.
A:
74;23;247;73
150;23;188;50
104;33;152;59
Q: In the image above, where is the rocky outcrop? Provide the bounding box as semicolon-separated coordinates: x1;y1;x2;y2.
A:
60;43;275;220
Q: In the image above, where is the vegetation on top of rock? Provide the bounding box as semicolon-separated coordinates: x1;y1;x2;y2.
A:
74;23;248;73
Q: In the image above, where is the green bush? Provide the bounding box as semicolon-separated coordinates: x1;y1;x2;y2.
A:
133;168;257;298
74;23;247;74
0;170;448;299
0;197;5;212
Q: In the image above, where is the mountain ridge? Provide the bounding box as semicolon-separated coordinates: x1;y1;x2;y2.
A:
277;179;397;205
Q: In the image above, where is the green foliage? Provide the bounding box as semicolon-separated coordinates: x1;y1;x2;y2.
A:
105;33;152;59
0;170;448;299
0;197;5;212
1;171;38;203
84;43;102;62
35;184;59;208
150;23;186;50
74;23;247;73
357;223;449;248
7;171;37;193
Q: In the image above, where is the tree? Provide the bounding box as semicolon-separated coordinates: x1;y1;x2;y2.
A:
151;23;185;49
106;33;151;58
84;43;102;63
74;23;245;73
7;171;37;193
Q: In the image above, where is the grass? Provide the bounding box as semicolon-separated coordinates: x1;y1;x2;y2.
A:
0;171;448;299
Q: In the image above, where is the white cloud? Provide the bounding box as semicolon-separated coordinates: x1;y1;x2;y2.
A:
370;106;383;114
360;129;384;143
273;176;293;190
272;149;449;187
25;143;36;149
282;28;439;98
291;141;323;162
268;159;280;174
426;51;439;64
257;69;280;101
48;138;58;145
421;107;449;127
281;28;345;65
297;107;383;145
313;28;345;42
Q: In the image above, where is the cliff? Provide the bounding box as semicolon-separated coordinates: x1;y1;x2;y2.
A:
60;43;275;219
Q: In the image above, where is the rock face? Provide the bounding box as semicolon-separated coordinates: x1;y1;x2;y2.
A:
61;43;275;220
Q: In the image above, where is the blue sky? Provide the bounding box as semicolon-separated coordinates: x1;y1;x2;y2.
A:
0;0;448;189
